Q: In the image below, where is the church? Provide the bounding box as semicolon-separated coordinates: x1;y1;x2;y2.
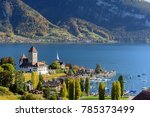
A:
19;46;48;74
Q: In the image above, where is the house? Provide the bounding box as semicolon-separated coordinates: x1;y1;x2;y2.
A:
19;46;48;74
43;80;62;92
133;90;150;100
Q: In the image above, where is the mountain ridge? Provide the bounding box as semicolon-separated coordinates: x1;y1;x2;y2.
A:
23;0;150;42
0;0;113;43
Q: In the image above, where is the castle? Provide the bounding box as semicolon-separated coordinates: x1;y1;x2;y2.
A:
19;46;48;74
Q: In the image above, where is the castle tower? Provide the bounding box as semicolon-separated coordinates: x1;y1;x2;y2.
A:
19;53;26;65
28;46;38;65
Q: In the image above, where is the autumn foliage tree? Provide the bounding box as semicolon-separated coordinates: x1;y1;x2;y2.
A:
75;78;81;100
31;72;39;89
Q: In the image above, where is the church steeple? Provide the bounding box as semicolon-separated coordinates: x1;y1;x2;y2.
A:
57;52;60;61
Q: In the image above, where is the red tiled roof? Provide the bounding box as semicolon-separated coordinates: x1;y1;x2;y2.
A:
133;90;150;100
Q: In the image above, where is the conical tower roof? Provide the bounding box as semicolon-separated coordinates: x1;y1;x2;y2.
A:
20;53;26;59
29;46;37;53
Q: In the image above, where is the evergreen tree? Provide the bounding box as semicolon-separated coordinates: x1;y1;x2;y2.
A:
75;78;81;100
116;81;121;100
37;74;44;91
0;70;13;88
99;82;105;100
80;78;85;92
68;79;75;100
95;64;102;74
60;82;68;99
31;72;39;89
65;77;69;90
14;71;25;94
85;78;90;96
111;82;116;100
43;87;50;99
118;75;124;97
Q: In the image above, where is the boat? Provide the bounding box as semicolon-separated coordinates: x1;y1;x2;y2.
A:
129;90;137;94
137;75;141;77
142;73;147;76
124;90;130;95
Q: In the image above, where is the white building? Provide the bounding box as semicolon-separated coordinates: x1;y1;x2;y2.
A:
19;46;48;74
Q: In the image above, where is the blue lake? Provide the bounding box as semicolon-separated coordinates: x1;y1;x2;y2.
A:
0;43;150;94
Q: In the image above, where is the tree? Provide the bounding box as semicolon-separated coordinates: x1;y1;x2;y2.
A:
118;75;125;97
75;78;81;100
31;72;39;89
85;78;90;96
0;66;4;72
111;82;116;100
0;57;15;66
99;82;105;100
95;64;102;74
0;70;13;88
37;74;44;91
65;77;69;91
111;81;121;100
80;78;85;92
60;82;68;99
21;93;44;100
43;87;50;99
49;89;58;100
50;60;61;69
68;79;75;100
68;69;74;76
116;81;121;100
1;63;15;73
14;71;25;94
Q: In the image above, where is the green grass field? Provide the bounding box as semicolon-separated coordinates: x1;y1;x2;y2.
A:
80;95;129;100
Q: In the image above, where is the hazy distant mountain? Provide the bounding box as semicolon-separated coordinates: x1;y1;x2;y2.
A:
23;0;150;42
1;0;150;43
0;0;113;43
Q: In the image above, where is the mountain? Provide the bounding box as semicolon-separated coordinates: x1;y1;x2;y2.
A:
0;0;75;43
59;18;113;43
23;0;150;42
0;0;113;43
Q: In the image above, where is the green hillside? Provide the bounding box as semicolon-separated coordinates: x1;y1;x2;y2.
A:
59;18;113;43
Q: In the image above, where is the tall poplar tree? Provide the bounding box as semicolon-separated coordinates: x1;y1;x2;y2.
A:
80;78;85;92
68;79;75;100
75;78;81;100
116;81;121;100
31;72;39;89
118;75;124;97
85;78;90;96
111;82;116;100
99;82;105;100
60;82;68;99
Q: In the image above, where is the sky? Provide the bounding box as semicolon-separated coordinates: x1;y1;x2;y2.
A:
145;0;150;2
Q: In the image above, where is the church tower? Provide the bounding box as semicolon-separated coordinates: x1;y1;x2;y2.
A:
28;46;38;65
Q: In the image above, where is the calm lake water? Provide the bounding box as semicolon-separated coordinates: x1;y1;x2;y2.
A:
0;43;150;94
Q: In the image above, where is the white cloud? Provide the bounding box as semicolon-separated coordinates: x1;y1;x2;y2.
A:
144;0;150;2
